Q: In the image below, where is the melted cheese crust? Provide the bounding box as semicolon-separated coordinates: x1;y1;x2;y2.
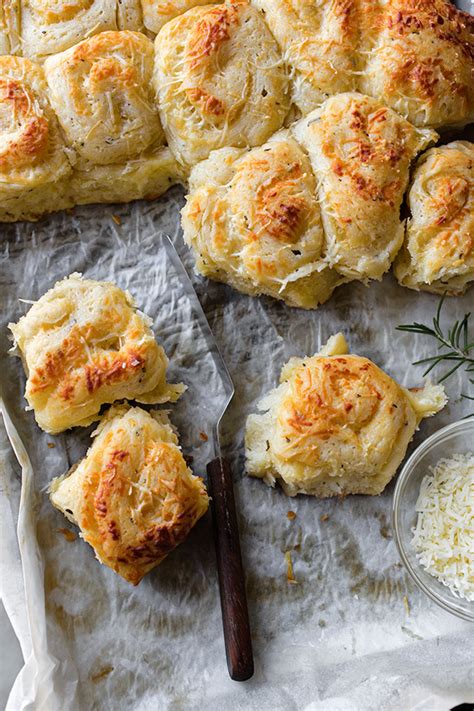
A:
359;0;474;130
245;333;447;497
293;92;436;280
20;0;143;63
252;0;359;114
50;405;209;585
9;273;184;434
0;55;74;221
154;1;290;168
182;132;342;308
395;141;474;295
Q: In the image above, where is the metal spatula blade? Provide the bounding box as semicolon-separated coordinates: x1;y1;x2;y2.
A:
161;235;254;682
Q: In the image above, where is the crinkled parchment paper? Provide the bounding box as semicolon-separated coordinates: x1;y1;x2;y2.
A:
1;177;474;711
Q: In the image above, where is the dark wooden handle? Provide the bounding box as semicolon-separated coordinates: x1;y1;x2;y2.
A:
207;456;254;682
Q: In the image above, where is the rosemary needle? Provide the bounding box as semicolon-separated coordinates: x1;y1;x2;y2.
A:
396;295;474;403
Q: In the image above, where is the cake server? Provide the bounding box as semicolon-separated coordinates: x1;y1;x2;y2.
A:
162;235;254;682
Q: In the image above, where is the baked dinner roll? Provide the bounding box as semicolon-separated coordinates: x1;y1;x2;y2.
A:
43;31;181;204
9;274;184;434
0;56;74;222
44;31;163;166
154;1;289;168
293;93;437;280
182;132;343;309
141;0;216;33
359;0;474;130
245;333;447;498
394;141;474;295
49;405;209;585
251;0;358;115
20;0;143;63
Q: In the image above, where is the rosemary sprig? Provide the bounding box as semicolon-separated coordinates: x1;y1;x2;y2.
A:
396;295;474;404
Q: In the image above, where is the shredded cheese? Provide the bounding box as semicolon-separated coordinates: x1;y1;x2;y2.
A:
412;453;474;602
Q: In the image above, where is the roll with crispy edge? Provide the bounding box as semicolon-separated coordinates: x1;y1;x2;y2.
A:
245;332;447;498
394;141;474;295
154;1;290;169
0;55;74;222
43;30;183;205
292;93;437;281
251;0;359;115
50;405;209;585
20;0;143;63
182;131;343;308
359;0;474;131
9;273;184;434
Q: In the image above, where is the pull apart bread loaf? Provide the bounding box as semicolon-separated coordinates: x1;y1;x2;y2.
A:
182;93;436;306
395;141;474;295
50;404;209;585
153;1;290;169
245;333;447;497
9;274;184;434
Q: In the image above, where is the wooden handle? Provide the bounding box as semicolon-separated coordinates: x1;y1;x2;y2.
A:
207;456;254;681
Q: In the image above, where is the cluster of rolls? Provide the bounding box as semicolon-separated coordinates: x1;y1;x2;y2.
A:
9;273;209;585
0;0;473;301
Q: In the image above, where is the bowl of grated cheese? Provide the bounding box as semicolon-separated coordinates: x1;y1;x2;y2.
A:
392;418;474;621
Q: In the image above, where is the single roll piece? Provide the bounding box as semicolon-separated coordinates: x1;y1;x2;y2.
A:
44;30;182;205
20;0;143;63
395;141;474;295
9;273;184;434
154;0;290;168
293;93;436;280
245;333;447;498
252;0;359;115
182;131;342;308
359;0;474;130
50;404;209;585
0;55;73;222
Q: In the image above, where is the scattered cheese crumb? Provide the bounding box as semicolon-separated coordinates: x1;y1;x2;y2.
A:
403;595;410;615
287;510;296;521
111;214;121;225
412;452;474;601
285;551;298;584
57;528;76;542
320;514;330;522
199;432;208;441
47;442;56;449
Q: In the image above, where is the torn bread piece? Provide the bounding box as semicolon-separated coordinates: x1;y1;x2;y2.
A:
9;273;184;434
245;333;446;498
50;405;209;585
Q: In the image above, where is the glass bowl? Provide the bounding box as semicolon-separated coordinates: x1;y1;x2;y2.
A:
392;418;474;621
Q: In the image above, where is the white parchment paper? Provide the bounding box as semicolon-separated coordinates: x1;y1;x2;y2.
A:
1;179;474;711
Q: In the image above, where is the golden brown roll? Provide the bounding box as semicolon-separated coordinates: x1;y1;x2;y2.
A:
9;273;184;434
245;333;447;498
293;93;437;280
43;30;181;205
182;131;343;309
49;404;209;585
394;141;474;295
0;55;74;222
20;0;144;63
154;1;290;168
141;0;217;33
251;0;359;115
359;0;474;130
